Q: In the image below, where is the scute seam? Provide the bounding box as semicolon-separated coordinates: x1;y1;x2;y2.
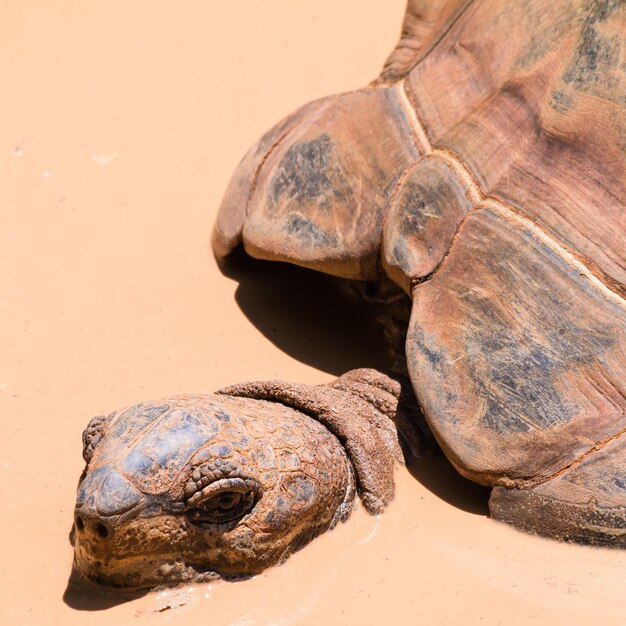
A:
378;0;476;84
393;81;432;154
497;423;626;491
383;80;626;306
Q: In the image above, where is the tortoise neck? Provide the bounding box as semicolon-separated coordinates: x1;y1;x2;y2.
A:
327;369;437;458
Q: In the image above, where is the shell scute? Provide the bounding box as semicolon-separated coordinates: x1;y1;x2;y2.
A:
407;207;625;485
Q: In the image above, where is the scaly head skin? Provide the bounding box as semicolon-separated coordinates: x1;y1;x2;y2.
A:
73;370;428;590
74;394;355;589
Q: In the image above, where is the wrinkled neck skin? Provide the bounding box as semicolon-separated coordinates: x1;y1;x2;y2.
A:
327;366;435;460
73;368;430;591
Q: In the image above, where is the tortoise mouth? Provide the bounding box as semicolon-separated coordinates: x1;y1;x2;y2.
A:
73;555;221;591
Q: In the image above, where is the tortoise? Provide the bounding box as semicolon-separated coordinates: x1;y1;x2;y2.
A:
73;0;625;590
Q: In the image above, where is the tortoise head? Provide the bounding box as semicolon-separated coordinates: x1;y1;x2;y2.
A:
73;371;413;590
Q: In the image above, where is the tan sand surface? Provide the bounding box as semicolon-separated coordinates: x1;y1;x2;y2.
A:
1;1;624;624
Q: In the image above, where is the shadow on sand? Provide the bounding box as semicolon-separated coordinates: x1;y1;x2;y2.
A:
219;249;394;376
63;569;145;611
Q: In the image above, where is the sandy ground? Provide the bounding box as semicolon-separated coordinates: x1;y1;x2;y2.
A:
0;1;624;624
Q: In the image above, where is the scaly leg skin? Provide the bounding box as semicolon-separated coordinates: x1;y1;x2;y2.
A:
490;434;626;548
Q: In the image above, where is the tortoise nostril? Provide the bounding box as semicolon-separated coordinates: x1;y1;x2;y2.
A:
96;523;109;539
75;516;84;532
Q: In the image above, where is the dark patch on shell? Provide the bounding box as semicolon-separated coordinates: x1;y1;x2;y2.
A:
268;133;351;213
462;226;617;433
561;0;624;105
284;214;334;246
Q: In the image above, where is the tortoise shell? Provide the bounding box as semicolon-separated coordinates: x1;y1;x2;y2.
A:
214;0;626;534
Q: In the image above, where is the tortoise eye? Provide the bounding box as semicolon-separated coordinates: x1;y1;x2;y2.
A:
215;491;242;510
185;477;260;525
